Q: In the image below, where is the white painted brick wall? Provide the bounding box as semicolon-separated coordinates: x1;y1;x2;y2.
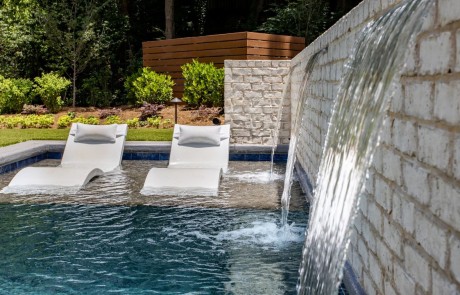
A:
419;32;452;74
434;80;460;125
287;0;460;294
404;80;433;120
439;0;460;26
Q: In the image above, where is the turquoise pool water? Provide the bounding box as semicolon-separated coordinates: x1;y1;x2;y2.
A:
0;204;307;294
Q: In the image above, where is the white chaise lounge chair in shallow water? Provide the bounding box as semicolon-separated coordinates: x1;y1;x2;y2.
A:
141;124;230;197
2;123;128;193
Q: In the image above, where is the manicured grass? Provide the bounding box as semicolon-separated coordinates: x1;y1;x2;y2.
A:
0;128;174;147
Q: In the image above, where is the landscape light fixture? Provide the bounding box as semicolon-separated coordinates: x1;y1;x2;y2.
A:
170;97;182;124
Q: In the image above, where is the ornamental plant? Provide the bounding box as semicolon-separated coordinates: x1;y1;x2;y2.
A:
0;75;33;114
124;68;174;105
105;115;122;124
125;118;139;128
0;114;54;129
57;114;100;128
181;59;224;107
147;116;161;128
34;72;71;113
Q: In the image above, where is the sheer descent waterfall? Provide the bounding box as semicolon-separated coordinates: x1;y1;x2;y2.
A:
294;0;432;294
280;48;327;227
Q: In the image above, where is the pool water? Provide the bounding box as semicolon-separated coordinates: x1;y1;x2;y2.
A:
0;204;307;294
0;160;311;294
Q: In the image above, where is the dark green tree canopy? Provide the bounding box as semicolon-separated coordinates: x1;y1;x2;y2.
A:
0;0;358;107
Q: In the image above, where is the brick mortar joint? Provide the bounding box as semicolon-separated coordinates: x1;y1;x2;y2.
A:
386;115;460;151
378;142;460;187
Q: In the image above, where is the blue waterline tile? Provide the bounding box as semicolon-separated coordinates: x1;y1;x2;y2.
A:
158;153;170;161
122;153;132;160
0;152;287;174
274;153;288;162
229;154;245;161
47;152;63;159
258;154;272;161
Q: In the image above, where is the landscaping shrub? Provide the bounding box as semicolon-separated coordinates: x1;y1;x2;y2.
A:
126;118;139;128
0;115;24;128
191;106;223;121
181;59;224;107
57;115;73;128
0;114;54;129
57;114;100;128
161;118;173;129
21;104;49;115
99;108;121;119
73;116;100;125
138;103;164;121
34;72;71;113
147;116;161;128
22;114;54;128
105;115;122;124
124;67;174;105
0;75;33;114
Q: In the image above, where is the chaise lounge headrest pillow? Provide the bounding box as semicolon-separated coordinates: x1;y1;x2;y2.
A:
74;123;118;143
178;125;221;146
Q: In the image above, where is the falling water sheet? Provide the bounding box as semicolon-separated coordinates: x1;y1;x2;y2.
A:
295;0;433;294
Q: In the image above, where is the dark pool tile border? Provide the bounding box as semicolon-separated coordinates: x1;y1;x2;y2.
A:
0;153;48;174
0;151;287;174
229;153;287;162
122;153;170;161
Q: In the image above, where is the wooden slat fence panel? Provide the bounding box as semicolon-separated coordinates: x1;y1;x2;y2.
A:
142;32;305;97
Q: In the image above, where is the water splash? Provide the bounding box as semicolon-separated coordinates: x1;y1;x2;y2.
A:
216;220;305;247
225;171;284;183
280;47;327;226
297;0;432;294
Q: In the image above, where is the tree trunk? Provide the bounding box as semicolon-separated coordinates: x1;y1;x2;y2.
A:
165;0;174;39
119;0;129;16
72;63;77;107
249;0;265;26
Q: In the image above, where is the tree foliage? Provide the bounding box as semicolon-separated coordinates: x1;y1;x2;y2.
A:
0;0;48;78
258;0;335;44
39;0;128;107
0;0;350;108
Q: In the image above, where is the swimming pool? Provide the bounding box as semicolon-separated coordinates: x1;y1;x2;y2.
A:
0;160;310;294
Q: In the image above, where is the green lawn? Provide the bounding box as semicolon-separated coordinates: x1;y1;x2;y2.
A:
0;128;174;147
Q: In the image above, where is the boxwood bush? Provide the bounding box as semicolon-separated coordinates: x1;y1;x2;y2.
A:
34;73;71;113
181;59;224;107
0;75;33;114
124;67;174;105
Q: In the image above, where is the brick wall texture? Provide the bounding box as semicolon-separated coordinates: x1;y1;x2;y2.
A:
287;0;460;294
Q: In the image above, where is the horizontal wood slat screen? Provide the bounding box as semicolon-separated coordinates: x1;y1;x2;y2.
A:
142;32;304;97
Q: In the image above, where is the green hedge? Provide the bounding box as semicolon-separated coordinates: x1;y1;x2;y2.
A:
181;59;224;107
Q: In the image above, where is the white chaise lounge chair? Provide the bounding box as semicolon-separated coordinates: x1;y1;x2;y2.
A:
141;124;230;197
3;123;128;192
